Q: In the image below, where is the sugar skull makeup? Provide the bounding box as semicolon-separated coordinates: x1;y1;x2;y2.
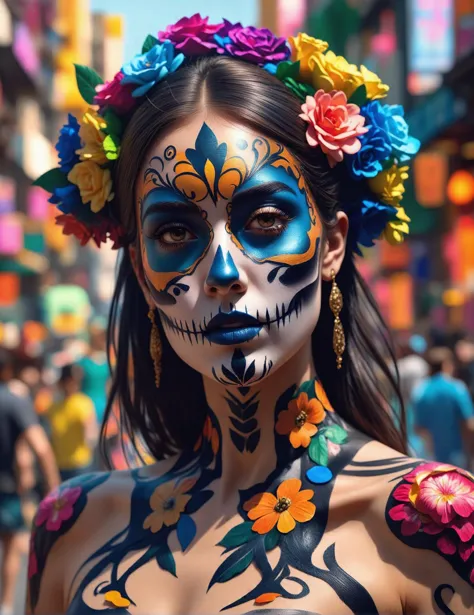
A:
137;117;323;385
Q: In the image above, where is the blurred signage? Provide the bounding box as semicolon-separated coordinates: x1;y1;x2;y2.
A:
388;273;414;330
0;272;20;306
0;215;23;255
27;186;49;221
43;285;91;336
407;0;455;95
380;242;411;270
414;152;448;208
456;0;474;58
13;22;40;77
0;175;16;214
277;0;307;37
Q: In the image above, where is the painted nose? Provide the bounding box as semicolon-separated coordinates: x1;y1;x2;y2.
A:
205;246;246;296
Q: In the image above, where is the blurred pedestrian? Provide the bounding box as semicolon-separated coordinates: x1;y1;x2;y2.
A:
77;320;109;425
413;347;474;468
47;365;98;482
396;335;429;458
0;349;59;615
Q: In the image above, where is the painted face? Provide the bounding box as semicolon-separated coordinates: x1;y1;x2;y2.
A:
137;116;324;385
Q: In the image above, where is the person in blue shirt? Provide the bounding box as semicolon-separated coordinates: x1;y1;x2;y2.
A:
413;346;474;469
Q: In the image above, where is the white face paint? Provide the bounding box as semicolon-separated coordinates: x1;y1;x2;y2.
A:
137;116;324;387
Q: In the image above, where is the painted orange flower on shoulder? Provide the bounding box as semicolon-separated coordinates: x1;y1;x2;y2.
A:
143;477;196;533
244;478;316;534
275;392;325;448
315;380;334;412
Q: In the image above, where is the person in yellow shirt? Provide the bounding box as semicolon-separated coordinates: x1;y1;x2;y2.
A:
48;365;98;482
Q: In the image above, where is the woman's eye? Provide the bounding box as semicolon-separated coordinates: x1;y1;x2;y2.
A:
156;225;195;246
246;207;290;234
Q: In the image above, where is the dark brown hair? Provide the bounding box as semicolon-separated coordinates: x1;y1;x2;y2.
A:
103;55;407;463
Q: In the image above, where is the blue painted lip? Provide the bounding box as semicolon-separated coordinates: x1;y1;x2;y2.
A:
204;311;262;345
205;326;262;345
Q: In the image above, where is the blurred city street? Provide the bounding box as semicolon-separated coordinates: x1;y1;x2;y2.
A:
0;0;473;613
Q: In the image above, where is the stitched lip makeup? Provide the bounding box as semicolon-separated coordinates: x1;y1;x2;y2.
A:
205;311;262;345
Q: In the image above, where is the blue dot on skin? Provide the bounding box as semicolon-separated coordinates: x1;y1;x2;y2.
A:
306;466;333;484
173;288;181;296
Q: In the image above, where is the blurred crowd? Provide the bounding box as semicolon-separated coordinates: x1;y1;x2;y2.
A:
1;327;474;612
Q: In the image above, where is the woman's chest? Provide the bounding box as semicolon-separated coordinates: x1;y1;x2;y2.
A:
66;514;401;615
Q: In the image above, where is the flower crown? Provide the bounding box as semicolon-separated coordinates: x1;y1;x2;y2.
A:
35;14;420;252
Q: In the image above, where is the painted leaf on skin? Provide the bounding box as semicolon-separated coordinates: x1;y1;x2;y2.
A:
208;544;254;587
231;349;246;381
156;543;177;577
309;434;329;466
218;522;254;549
221;365;240;384
176;514;197;552
323;425;348;445
230;429;246;453
230;417;258;434
244;360;256;382
299;380;316;397
246;430;261;453
33;168;70;192
74;64;104;104
142;34;159;54
264;527;280;551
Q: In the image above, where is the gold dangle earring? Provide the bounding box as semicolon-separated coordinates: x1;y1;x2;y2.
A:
329;270;345;370
147;307;162;387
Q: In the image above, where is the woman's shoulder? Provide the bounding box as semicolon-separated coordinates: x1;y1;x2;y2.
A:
28;460;175;613
349;442;474;610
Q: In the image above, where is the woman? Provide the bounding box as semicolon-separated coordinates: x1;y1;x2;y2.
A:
28;16;473;615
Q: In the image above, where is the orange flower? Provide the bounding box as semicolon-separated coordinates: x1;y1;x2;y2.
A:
143;477;196;533
315;381;334;412
275;392;325;448
255;593;281;605
198;415;220;455
104;590;130;608
244;478;315;534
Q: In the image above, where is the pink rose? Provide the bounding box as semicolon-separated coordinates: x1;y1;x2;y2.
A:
158;13;223;55
94;71;135;114
299;90;369;167
35;486;82;532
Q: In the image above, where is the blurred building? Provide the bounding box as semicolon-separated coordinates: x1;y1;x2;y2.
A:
261;0;474;337
0;0;124;356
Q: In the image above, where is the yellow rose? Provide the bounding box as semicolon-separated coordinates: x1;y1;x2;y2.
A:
68;161;113;213
369;164;409;207
360;65;389;100
289;33;328;82
76;109;108;165
384;206;410;245
312;51;364;98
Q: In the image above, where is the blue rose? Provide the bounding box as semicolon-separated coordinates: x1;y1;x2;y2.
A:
361;101;420;163
121;41;185;98
49;184;83;216
344;198;396;250
56;114;81;173
349;127;392;179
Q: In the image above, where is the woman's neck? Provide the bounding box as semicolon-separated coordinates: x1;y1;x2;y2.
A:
202;343;317;495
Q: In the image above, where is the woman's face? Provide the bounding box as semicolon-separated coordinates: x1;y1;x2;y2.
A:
136;115;325;385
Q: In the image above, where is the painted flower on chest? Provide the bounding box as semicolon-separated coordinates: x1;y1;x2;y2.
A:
35;486;82;532
276;391;325;448
244;478;316;534
388;463;474;583
143;477;196;533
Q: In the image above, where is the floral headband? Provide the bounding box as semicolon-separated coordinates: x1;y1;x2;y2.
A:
35;14;420;252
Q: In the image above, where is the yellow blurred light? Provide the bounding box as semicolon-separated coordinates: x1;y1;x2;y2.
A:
447;170;474;206
442;288;465;307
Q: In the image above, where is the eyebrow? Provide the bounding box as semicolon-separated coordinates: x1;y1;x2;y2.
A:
232;181;296;205
141;201;196;224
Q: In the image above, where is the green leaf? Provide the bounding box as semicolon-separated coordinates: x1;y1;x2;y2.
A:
103;134;120;161
33;168;70;192
74;64;104;104
156;544;176;577
309;434;329;466
103;109;123;137
218;522;254;549
324;425;348;445
348;84;368;107
209;547;254;586
298;379;315;397
264;527;280;551
142;34;159;54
